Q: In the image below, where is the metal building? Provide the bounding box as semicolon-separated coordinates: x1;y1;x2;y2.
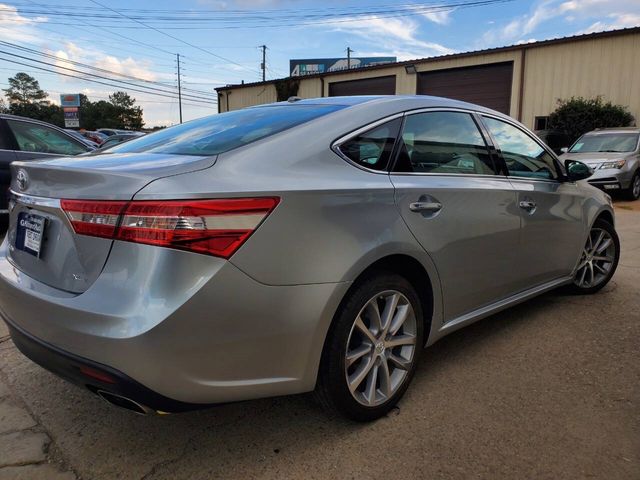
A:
215;27;640;130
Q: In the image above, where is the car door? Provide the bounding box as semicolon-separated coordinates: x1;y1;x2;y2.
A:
5;118;89;161
389;109;521;321
481;115;585;287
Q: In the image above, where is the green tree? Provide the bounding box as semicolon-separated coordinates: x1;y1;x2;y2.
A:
109;91;144;130
3;72;48;106
548;96;635;144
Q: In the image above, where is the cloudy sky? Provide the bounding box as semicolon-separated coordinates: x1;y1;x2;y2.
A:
0;0;638;127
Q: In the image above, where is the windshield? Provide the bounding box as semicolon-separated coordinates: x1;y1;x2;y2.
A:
107;104;344;156
569;132;639;153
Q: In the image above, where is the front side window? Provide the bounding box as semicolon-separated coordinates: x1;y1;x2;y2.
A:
7;120;87;155
569;133;639;153
108;104;344;157
338;118;401;171
483;116;559;180
393;111;496;175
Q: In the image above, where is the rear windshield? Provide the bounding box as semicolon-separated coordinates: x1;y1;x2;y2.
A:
107;104;344;156
569;133;639;153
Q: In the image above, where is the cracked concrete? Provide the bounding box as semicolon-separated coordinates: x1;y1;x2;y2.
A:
0;207;637;480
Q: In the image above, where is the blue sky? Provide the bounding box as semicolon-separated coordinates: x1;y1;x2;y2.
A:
1;0;639;126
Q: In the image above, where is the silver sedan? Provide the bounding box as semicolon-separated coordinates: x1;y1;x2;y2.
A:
0;96;619;421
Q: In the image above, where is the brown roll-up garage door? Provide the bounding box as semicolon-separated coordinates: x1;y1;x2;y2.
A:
416;62;513;114
328;75;396;96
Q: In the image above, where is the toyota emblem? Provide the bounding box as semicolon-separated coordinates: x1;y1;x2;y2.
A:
16;169;28;192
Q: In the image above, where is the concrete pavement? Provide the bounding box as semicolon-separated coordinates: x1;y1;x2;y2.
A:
0;208;638;480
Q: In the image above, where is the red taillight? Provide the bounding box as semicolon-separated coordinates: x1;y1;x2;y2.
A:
62;197;279;259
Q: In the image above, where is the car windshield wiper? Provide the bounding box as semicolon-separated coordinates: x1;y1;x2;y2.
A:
599;149;626;153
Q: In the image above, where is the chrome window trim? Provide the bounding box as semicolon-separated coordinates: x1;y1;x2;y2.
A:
331;112;405;175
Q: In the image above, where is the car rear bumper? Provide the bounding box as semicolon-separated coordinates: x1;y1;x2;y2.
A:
0;238;349;406
5;318;200;413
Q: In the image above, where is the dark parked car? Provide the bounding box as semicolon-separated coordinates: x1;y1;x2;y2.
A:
0;114;91;230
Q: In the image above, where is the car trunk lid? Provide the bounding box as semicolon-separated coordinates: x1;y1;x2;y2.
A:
6;153;216;293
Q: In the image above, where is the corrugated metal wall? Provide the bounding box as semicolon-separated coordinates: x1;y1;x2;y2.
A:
217;30;640;130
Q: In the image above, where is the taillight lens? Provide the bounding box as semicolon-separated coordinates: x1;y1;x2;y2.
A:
61;198;279;258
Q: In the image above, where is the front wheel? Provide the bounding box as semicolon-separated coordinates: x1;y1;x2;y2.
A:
315;273;424;421
568;218;620;295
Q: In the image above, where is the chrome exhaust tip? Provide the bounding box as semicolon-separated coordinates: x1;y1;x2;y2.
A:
96;390;150;415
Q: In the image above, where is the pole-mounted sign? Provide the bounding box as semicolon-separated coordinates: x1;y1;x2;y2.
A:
60;94;81;128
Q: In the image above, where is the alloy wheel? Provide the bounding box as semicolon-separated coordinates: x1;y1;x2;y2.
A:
345;290;417;407
574;227;617;289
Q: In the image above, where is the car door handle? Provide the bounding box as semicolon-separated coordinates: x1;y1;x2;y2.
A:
409;201;442;212
519;200;537;211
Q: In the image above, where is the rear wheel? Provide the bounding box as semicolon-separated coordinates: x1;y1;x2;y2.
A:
622;171;640;201
568;218;619;294
316;273;424;421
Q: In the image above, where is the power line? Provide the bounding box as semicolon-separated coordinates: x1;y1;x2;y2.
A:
0;49;218;103
0;39;218;98
0;53;217;104
87;0;258;75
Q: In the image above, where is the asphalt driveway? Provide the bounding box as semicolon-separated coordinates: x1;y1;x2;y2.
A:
0;208;638;480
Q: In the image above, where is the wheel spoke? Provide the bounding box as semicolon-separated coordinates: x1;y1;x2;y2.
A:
348;355;376;393
380;293;400;337
591;230;605;253
388;304;410;337
363;363;379;404
388;352;411;371
385;334;416;348
578;265;588;287
378;359;392;398
595;237;612;254
587;261;595;286
354;315;377;344
594;262;608;275
593;255;613;262
346;344;371;368
365;301;382;335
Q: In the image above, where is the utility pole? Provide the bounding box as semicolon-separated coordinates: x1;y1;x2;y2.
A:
260;45;267;82
176;53;183;124
346;47;353;69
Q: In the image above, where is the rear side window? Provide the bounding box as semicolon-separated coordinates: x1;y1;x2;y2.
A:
393;111;497;175
483;116;559;180
338;118;401;171
108;105;344;156
7;120;87;155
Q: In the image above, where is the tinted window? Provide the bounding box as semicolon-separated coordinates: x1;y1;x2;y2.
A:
569;133;639;153
483;116;559;180
109;105;344;156
7;120;87;155
393;111;496;175
338;118;401;171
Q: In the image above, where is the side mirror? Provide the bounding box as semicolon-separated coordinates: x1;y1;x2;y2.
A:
560;147;569;153
565;159;593;181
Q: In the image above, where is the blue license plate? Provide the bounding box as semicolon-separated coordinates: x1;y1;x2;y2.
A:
15;212;46;257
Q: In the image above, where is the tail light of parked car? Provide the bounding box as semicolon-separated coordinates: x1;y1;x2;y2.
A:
61;198;280;258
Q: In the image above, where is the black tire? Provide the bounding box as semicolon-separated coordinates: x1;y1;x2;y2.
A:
622;171;640;201
566;218;620;295
315;272;424;422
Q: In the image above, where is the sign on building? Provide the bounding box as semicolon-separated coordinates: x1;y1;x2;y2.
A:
290;57;396;77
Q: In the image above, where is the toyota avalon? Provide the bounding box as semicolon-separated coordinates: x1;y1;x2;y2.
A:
0;96;619;421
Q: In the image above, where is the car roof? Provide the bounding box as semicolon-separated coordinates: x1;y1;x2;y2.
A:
253;95;505;118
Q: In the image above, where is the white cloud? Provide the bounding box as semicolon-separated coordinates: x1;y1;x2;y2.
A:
326;15;455;60
0;3;47;43
422;10;453;26
480;0;640;47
